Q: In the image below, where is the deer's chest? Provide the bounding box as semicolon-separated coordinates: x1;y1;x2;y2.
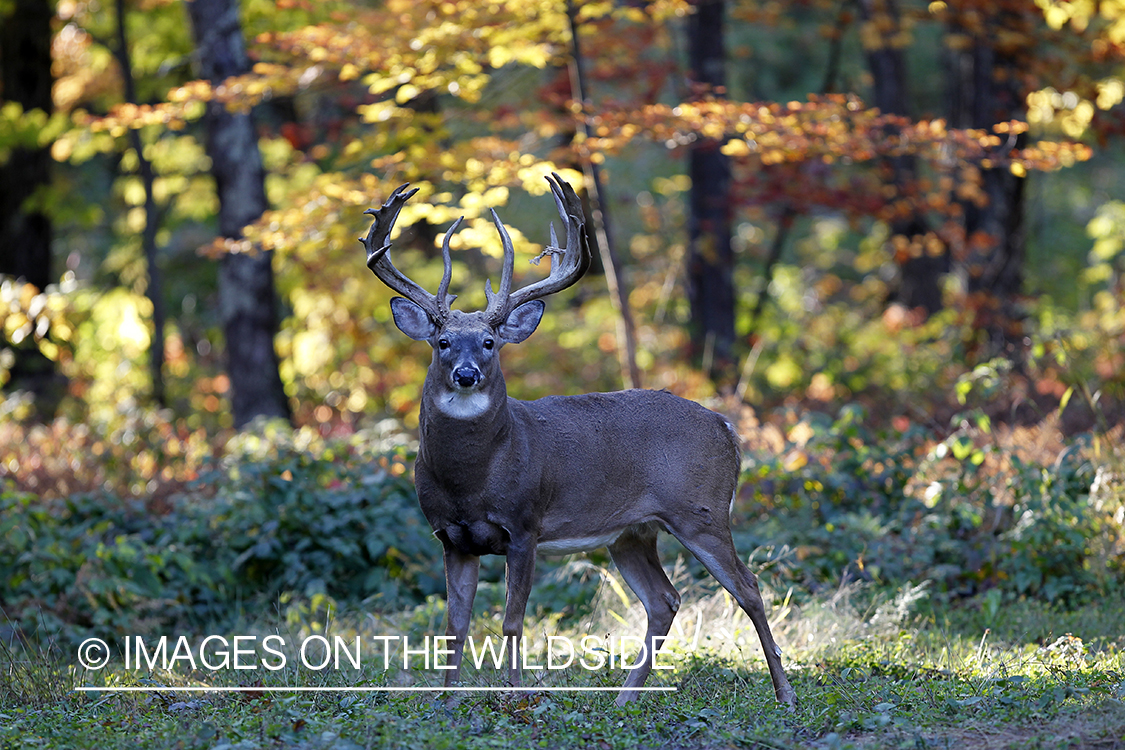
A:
414;462;535;557
439;519;509;556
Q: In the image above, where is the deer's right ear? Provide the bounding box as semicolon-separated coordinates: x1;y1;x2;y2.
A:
390;297;437;341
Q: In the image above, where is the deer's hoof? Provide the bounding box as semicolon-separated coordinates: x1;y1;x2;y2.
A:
778;688;798;711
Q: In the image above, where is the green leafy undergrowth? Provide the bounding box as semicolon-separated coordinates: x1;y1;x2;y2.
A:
0;423;610;649
0;429;443;646
3;404;1122;667
737;404;1125;607
197;439;440;607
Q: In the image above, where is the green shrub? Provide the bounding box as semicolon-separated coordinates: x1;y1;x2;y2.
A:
197;439;443;607
4;407;1120;650
994;452;1112;601
739;405;1124;606
0;488;213;641
0;430;446;646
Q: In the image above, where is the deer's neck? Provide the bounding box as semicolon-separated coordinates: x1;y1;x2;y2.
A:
417;374;513;480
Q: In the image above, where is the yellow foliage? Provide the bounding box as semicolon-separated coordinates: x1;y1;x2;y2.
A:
121;177;147;207
721;139;752;157
488;46;514;69
1036;0;1125;42
1097;78;1125;110
24;0;1114;430
395;83;421;104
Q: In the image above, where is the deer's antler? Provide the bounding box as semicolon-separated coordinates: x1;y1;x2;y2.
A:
362;174;588;327
484;173;590;327
359;183;457;323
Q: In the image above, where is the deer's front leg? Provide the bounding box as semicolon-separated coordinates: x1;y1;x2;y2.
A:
502;537;537;687
442;546;480;690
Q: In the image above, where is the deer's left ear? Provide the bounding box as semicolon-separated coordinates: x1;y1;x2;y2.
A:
498;300;544;344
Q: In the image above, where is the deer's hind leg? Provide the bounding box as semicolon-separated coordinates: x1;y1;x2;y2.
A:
608;522;680;705
663;514;797;708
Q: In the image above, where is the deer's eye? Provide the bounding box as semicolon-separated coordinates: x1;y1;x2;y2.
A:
483;338;494;350
438;339;450;350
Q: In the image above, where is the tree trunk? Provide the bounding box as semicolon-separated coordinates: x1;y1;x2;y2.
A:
113;0;167;407
859;0;947;317
946;8;1028;352
687;0;736;380
0;0;63;412
187;0;290;427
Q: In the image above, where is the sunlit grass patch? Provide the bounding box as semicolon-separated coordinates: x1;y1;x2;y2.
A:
3;581;1123;749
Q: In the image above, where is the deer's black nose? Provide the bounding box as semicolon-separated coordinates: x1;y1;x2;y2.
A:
454;367;480;388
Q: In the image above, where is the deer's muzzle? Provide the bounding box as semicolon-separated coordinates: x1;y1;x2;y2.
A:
453;366;481;388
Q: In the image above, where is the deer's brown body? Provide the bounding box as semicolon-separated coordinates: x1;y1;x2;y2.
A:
360;176;796;707
418;388;738;557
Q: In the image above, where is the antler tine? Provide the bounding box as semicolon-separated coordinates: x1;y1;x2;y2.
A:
547;172;569;227
436;217;462;311
483;208;516;319
361;183;418;266
486;173;589;324
360;183;451;323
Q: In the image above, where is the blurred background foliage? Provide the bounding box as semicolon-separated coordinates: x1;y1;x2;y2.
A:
0;0;1123;642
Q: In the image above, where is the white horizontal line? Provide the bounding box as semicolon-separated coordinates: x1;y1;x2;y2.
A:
75;686;676;693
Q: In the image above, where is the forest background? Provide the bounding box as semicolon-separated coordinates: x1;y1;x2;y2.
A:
1;0;1125;734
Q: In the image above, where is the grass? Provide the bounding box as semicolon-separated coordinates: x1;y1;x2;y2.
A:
2;578;1123;750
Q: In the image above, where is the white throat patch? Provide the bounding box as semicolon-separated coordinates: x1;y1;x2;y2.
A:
435;389;491;419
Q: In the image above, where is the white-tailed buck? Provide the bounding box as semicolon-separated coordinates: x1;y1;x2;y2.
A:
360;174;796;707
